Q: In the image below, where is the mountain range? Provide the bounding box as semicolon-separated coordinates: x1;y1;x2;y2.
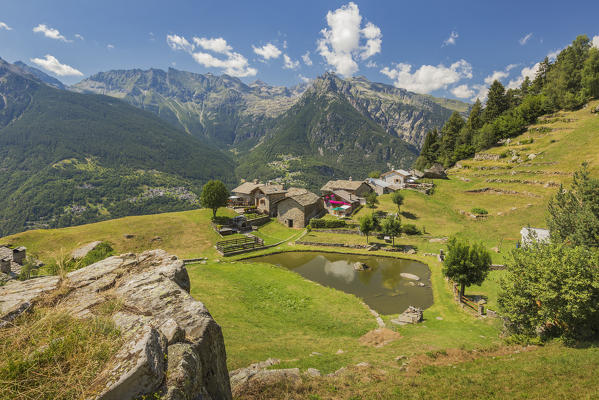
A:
0;58;468;234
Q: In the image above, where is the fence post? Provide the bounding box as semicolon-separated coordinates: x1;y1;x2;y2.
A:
477;299;486;316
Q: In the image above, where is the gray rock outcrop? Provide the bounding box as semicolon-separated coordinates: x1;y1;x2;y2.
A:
391;306;424;326
71;241;103;259
0;249;232;400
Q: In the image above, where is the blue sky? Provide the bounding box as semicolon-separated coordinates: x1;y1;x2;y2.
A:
1;0;598;101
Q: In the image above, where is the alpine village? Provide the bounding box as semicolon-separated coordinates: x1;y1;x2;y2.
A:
1;3;599;399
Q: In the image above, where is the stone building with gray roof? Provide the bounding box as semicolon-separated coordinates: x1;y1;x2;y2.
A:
276;191;325;228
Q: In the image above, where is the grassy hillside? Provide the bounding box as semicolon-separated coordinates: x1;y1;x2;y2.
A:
350;100;599;261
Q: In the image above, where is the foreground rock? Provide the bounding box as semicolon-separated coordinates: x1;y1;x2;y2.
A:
230;358;301;396
400;273;420;281
353;262;369;271
0;249;232;400
391;306;424;325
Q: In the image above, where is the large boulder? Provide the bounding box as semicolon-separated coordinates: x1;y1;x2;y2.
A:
0;250;232;400
391;306;424;325
423;163;448;179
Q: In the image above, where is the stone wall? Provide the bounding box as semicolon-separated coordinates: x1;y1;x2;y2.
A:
0;250;232;400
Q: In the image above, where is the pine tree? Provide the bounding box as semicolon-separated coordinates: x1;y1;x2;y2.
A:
482;80;508;123
413;129;439;170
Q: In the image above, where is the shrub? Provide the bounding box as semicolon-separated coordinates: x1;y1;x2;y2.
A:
309;219;347;229
402;224;421;235
471;207;488;215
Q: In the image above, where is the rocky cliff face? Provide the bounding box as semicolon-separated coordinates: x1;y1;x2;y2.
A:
0;250;232;400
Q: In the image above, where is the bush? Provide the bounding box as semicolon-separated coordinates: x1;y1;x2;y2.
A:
309;219;347;229
471;207;488;215
402;224;421;235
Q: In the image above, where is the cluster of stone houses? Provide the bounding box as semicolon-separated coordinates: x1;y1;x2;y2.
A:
230;167;435;228
231;181;325;228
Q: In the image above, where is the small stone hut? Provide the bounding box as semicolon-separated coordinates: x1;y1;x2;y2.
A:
277;192;324;228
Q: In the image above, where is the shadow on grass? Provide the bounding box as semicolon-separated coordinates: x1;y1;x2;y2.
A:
401;211;418;220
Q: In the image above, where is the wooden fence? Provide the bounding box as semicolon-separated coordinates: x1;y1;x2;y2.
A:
216;236;264;255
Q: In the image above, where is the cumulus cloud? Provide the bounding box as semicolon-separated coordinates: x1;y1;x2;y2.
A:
592;35;599;49
302;51;313;66
193;37;232;54
365;60;377;68
166;33;256;77
484;70;510;86
107;44;115;49
75;33;84;40
507;62;540;89
30;54;83;76
470;84;489;102
547;48;561;61
380;59;472;93
283;54;300;70
33;24;71;42
451;84;474;99
0;22;12;31
443;31;458;46
519;33;533;45
317;2;382;77
252;43;282;60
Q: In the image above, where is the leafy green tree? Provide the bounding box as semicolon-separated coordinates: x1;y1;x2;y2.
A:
482;80;508;123
366;192;379;208
547;163;599;247
582;47;599;99
201;180;229;218
442;237;491;297
359;214;375;244
439;112;465;166
498;242;599;341
413;129;439;170
368;170;382;179
391;191;404;214
381;215;401;246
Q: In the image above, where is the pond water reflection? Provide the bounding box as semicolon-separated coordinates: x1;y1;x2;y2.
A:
249;252;433;315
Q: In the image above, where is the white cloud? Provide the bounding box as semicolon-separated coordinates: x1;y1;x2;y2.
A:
443;31;458;46
451;84;474;99
298;74;311;83
547;48;561;61
167;34;256;77
283;54;299;70
30;54;83;76
470;84;489;102
167;34;193;53
365;60;377;68
519;33;533;45
484;70;509;86
302;51;313;66
107;44;114;49
0;22;12;31
33;24;71;42
592;35;599;49
193;37;232;54
507;62;540;89
75;33;84;40
252;43;282;60
380;59;472;93
317;2;382;77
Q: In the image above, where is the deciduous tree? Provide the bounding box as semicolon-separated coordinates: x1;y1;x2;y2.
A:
201;180;229;219
442;237;491;297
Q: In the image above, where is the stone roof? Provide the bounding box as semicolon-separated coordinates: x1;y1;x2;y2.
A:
381;169;411;178
320;180;367;193
286;191;321;207
232;181;263;195
0;246;12;260
332;190;359;203
286;187;310;197
366;178;392;188
257;185;286;195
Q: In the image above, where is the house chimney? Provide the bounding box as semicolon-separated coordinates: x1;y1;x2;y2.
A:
253;179;259;184
349;176;352;181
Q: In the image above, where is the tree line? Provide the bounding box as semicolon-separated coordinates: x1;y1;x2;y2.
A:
415;35;599;170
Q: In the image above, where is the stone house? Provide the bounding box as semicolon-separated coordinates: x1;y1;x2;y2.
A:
365;178;400;195
255;185;287;216
323;190;361;217
0;246;26;276
277;191;325;228
380;169;412;188
230;181;264;206
320;179;372;204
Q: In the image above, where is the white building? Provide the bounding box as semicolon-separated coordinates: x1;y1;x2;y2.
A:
520;227;550;247
380;169;412;188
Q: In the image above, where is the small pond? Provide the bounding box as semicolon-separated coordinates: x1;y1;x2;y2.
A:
249;252;433;315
